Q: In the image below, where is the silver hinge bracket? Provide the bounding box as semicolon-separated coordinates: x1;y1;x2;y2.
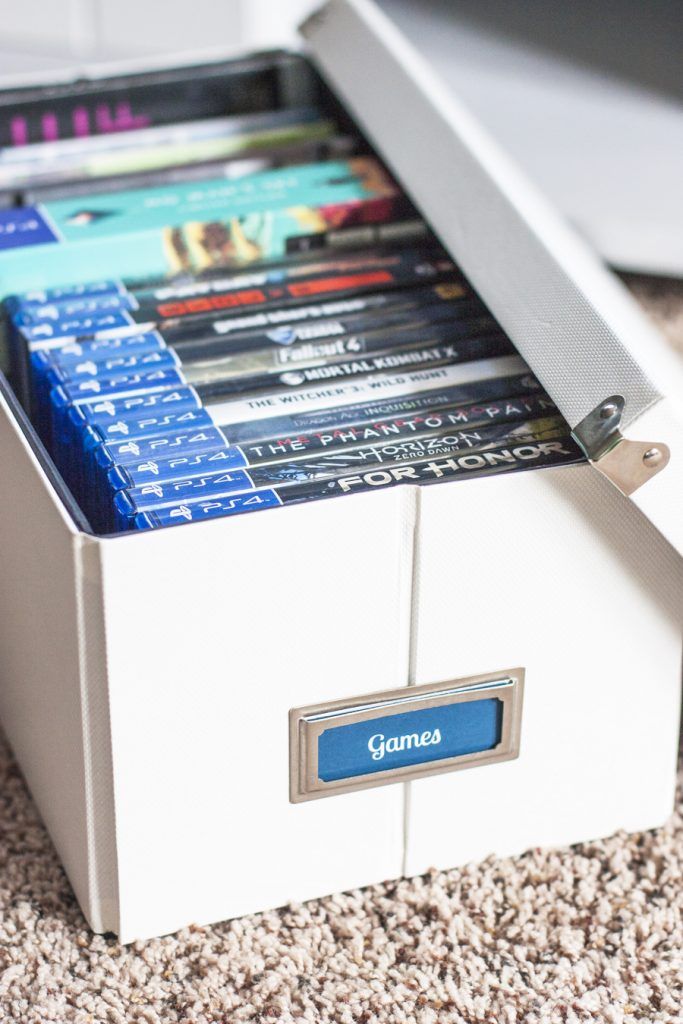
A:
572;396;670;497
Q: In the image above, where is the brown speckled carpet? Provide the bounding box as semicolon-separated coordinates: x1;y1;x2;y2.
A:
0;277;681;1024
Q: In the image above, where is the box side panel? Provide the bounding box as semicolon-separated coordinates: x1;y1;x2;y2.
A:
0;392;105;927
99;486;416;943
623;399;683;557
73;538;120;933
406;463;683;874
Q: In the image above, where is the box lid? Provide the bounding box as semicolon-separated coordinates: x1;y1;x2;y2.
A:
301;0;683;557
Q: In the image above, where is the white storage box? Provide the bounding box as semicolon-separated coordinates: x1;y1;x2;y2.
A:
0;0;682;943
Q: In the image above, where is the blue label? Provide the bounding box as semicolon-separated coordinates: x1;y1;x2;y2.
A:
133;489;282;528
94;404;211;443
54;347;176;381
84;387;200;424
131;468;253;509
0;207;60;250
51;331;165;364
122;445;245;487
23;310;135;343
101;421;221;462
13;279;123;306
60;367;184;403
317;698;503;782
13;292;133;325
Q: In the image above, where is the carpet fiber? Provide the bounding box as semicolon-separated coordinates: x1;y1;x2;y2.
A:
1;730;682;1023
0;278;682;1024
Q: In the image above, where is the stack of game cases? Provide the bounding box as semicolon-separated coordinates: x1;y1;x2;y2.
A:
2;96;583;534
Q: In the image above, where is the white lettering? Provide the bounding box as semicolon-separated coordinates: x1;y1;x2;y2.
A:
367;728;442;761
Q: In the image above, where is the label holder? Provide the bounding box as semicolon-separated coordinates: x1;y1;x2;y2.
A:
289;668;524;802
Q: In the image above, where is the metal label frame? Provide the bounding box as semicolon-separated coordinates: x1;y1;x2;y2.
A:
289;668;525;803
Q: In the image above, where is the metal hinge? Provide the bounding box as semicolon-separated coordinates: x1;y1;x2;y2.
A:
572;395;670;496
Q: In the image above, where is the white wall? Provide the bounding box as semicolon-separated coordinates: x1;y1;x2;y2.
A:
0;0;315;63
